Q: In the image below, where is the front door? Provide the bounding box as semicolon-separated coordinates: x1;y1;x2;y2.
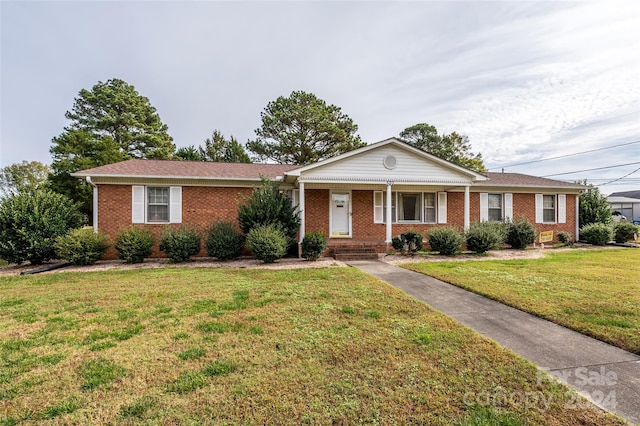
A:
330;192;351;237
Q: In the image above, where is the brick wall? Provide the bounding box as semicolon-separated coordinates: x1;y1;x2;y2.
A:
98;185;578;259
98;185;252;259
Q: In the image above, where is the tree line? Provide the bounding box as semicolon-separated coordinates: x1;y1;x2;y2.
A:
2;78;487;219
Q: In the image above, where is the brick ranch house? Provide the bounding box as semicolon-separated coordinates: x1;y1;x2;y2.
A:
73;138;585;259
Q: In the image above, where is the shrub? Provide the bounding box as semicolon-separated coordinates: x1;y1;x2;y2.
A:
0;190;85;264
55;227;109;265
301;231;327;260
465;222;506;254
427;227;463;255
613;221;637;243
205;221;244;260
115;227;155;263
580;222;613;245
505;218;536;249
557;231;573;245
237;178;300;249
392;230;424;254
245;224;287;263
159;226;201;262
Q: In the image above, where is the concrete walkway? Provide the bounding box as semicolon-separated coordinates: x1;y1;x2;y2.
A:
348;260;640;424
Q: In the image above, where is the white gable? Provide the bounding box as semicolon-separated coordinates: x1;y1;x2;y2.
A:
298;143;475;185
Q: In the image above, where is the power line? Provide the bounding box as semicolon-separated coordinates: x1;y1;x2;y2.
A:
488;140;640;170
596;166;640;187
541;161;640;177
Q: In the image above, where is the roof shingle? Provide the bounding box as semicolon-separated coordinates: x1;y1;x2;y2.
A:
73;159;298;180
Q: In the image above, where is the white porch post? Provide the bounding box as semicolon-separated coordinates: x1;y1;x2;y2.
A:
298;181;305;243
575;194;580;241
464;185;470;231
386;181;393;243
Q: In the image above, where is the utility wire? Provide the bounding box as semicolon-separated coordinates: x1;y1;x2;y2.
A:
541;161;640;177
488;140;640;170
596;166;640;187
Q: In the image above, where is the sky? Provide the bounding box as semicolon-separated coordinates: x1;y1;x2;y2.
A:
1;0;639;195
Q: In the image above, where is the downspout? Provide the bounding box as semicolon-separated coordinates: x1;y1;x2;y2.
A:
86;176;98;232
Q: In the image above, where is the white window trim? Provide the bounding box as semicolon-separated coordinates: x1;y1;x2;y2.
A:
373;191;439;224
131;185;182;224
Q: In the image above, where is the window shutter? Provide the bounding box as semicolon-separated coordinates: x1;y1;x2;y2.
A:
169;186;182;224
558;194;566;224
373;191;383;223
535;194;544;224
504;193;513;221
479;193;489;222
132;186;145;224
437;192;447;224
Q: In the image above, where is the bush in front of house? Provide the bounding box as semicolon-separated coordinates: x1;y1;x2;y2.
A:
205;221;244;260
580;222;613;246
465;222;506;254
0;189;85;265
557;231;573;245
237;177;300;250
159;225;201;262
301;231;327;260
613;221;638;243
54;227;109;265
505;218;536;249
115;227;155;263
427;227;463;255
392;230;424;254
245;224;288;263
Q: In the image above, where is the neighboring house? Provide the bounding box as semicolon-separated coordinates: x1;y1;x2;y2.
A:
73;138;585;259
607;190;640;224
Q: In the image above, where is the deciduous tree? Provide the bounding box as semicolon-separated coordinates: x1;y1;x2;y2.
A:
247;91;365;165
578;182;612;227
0;161;50;198
399;123;486;172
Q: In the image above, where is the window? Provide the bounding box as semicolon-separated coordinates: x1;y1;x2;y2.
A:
147;187;169;222
399;193;420;221
543;195;556;222
488;194;502;221
374;191;440;223
424;193;436;223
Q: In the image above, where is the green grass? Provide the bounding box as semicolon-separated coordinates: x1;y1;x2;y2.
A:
0;267;626;424
403;249;640;354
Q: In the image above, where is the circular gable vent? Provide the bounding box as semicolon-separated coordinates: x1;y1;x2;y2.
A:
383;155;397;170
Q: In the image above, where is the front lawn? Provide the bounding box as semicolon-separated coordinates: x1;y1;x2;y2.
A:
403;249;640;354
0;267;624;425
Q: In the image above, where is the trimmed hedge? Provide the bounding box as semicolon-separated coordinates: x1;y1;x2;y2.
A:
613;221;638;243
392;230;424;254
580;223;613;246
245;224;288;264
557;231;573;245
506;218;536;249
301;232;327;261
159;226;201;262
115;227;155;264
428;227;463;255
205;221;244;260
465;222;506;254
55;228;109;266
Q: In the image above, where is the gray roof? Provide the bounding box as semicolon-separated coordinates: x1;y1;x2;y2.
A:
608;190;640;200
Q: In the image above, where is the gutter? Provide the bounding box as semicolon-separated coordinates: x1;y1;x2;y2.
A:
86;176;98;232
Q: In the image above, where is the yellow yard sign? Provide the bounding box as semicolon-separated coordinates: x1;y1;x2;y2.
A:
539;231;554;243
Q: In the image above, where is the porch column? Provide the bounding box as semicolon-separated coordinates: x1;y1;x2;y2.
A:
464;185;470;231
298;181;305;243
386;181;393;243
